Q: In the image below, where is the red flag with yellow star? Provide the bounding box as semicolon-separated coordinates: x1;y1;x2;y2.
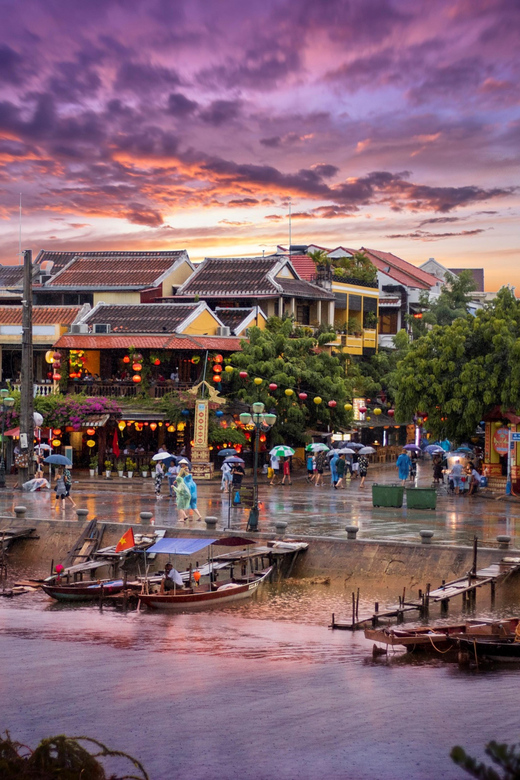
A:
115;527;135;553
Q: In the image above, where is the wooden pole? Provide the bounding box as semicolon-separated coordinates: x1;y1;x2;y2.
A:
471;535;478;578
19;249;34;486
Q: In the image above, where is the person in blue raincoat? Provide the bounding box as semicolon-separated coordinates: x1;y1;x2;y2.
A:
330;451;339;487
183;473;202;520
396;450;412;484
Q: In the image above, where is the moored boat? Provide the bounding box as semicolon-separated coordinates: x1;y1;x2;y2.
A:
41;579;140;602
365;618;519;653
458;634;520;662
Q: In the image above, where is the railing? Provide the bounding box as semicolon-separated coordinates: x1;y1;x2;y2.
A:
68;381;193;398
13;383;57;397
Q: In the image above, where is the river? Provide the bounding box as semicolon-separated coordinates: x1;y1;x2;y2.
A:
0;578;518;779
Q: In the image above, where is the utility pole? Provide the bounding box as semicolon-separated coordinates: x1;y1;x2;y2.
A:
19;248;34;486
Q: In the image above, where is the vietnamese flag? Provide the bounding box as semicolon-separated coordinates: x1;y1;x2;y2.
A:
112;429;120;459
115;527;135;553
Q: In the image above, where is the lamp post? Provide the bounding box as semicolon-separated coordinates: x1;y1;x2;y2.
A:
240;402;277;531
0;389;15;489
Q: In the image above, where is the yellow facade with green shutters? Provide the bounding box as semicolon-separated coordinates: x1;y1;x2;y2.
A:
330;280;379;356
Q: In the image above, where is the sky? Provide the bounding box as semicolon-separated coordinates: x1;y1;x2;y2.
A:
0;0;519;290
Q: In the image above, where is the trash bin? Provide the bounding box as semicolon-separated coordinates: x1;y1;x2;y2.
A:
372;483;404;507
406;487;437;510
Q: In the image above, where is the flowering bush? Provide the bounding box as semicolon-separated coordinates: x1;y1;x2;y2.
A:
44;396;122;430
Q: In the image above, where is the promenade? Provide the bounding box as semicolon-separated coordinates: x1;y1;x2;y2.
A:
0;461;518;548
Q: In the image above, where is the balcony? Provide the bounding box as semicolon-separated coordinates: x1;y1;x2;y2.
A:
363;329;377;348
68;381;193;398
13;383;58;397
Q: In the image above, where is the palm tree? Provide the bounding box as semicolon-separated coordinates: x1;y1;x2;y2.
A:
307;249;332;268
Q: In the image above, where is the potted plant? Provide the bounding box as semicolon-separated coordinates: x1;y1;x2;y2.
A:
116;460;125;477
89;456;97;478
104;459;112;478
126;457;137;478
142;460;151;478
364;311;378;330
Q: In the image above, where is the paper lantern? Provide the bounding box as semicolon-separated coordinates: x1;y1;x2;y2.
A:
328;400;337;408
167;425;176;432
118;421;126;430
45;350;54;364
210;365;222;375
154;359;161;366
132;374;142;383
239;371;248;379
213;354;223;364
86;439;96;447
314;396;322;405
86;428;96;436
254;377;263;385
52;352;61;361
215;410;224;417
374;408;382;416
144;422;149;426
123;355;130;363
344;403;353;411
269;383;278;391
132;363;142;372
191;355;200;364
52;429;62;435
259;434;267;442
52;439;61;447
52;373;61;381
388;409;395;417
150;422;157;431
359;406;367;414
55;564;64;574
181;409;190;417
134;353;143;362
366;416;371;421
213;375;222;383
298;392;308;401
225;365;234;373
285;388;294;397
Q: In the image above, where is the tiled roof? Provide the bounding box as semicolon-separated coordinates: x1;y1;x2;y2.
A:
178;256;281;296
379;297;401;307
215;308;255;331
361;248;439;289
83;303;206;334
0;306;81;324
35;251;81;274
53;333;243;351
285;255;317;281
0;265;25;287
278;278;334;300
42;251;187;288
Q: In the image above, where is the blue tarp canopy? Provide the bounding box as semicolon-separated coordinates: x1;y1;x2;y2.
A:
145;538;217;555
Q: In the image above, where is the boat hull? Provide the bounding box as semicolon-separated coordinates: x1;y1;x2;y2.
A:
41;580;135;602
458;637;520;662
366;618;519;652
139;568;273;611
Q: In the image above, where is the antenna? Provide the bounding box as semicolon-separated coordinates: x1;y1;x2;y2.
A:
288;199;292;255
19;193;22;264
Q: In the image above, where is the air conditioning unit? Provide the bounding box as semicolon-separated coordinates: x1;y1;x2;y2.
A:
70;323;89;334
216;326;231;337
93;323;111;334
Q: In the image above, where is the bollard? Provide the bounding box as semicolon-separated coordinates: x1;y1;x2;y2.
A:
345;524;359;540
496;535;511;550
420;530;434;544
139;512;153;524
205;516;218;530
75;508;89;521
13;506;27;519
275;521;287;537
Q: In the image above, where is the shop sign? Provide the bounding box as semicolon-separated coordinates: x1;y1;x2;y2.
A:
493;426;510;454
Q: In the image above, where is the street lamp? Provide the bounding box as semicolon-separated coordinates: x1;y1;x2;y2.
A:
240;402;277;531
0;389;15;489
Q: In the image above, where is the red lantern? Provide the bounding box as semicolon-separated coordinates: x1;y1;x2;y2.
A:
154;359;161;366
213;375;222;383
134;353;143;362
86;428;96;436
298;392;308;401
213;354;223;364
132;363;142;372
269;383;278;391
150;422;157;431
52;373;61;381
388;409;395;417
328;400;337;408
53;429;62;435
132;374;142;383
213;364;222;373
52;352;61;361
259;434;267;443
239;371;248;379
123;356;130;363
359;406;367;414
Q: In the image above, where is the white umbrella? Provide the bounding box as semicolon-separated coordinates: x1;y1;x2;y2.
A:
269;446;295;457
346;442;364;450
336;448;355;455
36;443;52;451
306;443;329;452
358;446;376;455
152;452;172;461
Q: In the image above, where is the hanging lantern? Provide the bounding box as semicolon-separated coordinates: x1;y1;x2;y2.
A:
154;359;161;366
213;375;222;383
134;353;143;362
328;400;337;408
86;439;96;448
314;396;322;405
52;439;61;447
213;364;223;374
374;408;382;416
123;356;130;364
191;355;200;364
366;416;371;421
132;374;142;383
45;350;54;364
359;406;367;414
215;410;224;417
239;371;248;379
52;373;61;381
285;388;294;397
118;421;126;431
254;378;263;386
52;352;61;361
225;365;234;373
167;424;176;432
213;354;223;364
388;409;395;417
181;409;190;417
344;403;353;411
298;392;308;401
52;429;62;435
86;428;96;436
132;363;142;372
269;383;278;391
259;434;267;443
150;422;157;431
144;422;149;426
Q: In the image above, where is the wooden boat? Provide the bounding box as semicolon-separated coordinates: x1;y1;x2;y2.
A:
365;618;519;652
458;635;520;662
41;579;140;602
138;566;273;611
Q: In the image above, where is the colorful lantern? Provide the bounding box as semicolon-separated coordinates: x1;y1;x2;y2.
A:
374;408;382;416
86;439;96;448
314;396;322;405
181;409;190;417
328;400;337;408
366;416;371;421
213;354;223;364
344;403;353;411
132;363;142;372
213;364;223;373
52;352;61;361
45;350;54;364
132;374;142;383
259;434;267;442
118;421;126;430
213;375;222;383
269;383;278;391
52;373;61;381
239;371;248;379
123;356;130;364
285;388;294;397
225;365;234;373
388;409;395;417
254;377;263;385
150;422;157;431
134;353;143;362
86;428;96;436
52;429;62;435
52;439;61;447
359;406;367;414
215;410;224;417
154;359;161;366
191;355;200;364
298;392;308;401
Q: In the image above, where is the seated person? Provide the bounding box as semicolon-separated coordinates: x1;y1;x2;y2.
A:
160;562;184;592
468;465;481;495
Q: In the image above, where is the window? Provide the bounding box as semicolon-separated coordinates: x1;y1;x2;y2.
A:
379;312;398;334
297;304;310;325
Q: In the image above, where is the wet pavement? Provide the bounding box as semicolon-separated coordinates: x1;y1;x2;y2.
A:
1;462;518;547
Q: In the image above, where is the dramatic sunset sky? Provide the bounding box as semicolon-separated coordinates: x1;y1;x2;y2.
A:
0;0;518;289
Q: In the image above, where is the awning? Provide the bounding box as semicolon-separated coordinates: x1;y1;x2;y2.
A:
4;427;20;437
146;537;217;555
84;414;110;428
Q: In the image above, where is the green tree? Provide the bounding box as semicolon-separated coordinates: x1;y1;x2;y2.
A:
352;329;410;405
307;249;377;285
222;317;354;446
408;269;476;338
451;740;520;779
394;287;520;442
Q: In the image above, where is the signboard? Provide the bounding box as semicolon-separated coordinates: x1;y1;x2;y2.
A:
239;486;255;509
512;433;520;442
352;398;366;421
493;426;510;454
193;401;209;448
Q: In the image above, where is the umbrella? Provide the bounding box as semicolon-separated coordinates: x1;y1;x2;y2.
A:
358;446;376;455
336;447;356;455
345;442;364;450
44;454;72;466
425;444;444;455
327;448;340;458
305;443;329;452
152;451;172;461
224;456;245;465
218;449;237;457
455;446;473;454
270;446;295;457
35;443;52;451
403;444;421;452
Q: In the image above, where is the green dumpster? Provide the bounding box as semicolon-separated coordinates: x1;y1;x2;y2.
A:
406;487;437;510
372;483;404;508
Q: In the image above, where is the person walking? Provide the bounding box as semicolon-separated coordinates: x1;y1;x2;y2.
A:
168;461;179;497
269;453;280;485
154;460;165;499
63;466;76;508
54;469;67;511
358;453;369;488
173;469;191;521
221;460;232;492
330;451;339;487
281;457;292;485
306;452;314;483
315;450;327;486
335;454;346;489
396;450;412;485
184;473;202;520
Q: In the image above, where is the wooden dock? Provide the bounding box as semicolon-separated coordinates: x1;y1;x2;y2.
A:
331;546;520;630
0;527;38;552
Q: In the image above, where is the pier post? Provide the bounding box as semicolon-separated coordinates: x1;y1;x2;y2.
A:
490;581;496;609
